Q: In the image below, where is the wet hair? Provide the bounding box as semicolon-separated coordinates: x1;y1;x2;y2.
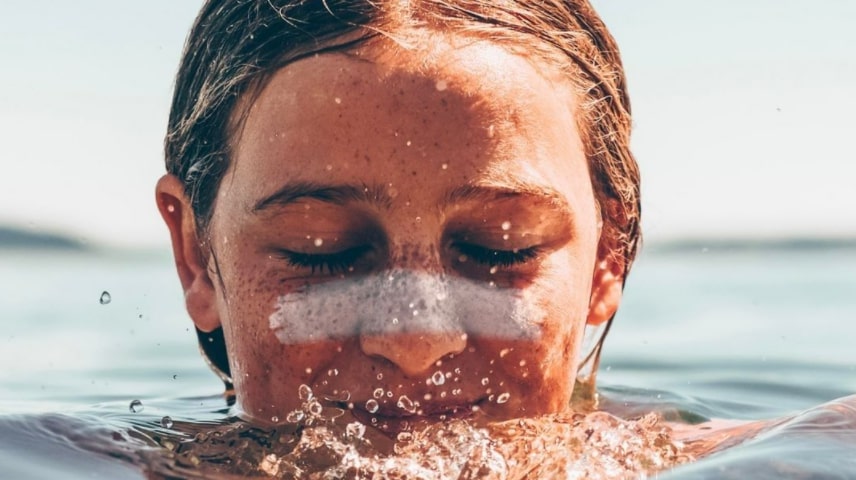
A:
166;0;640;387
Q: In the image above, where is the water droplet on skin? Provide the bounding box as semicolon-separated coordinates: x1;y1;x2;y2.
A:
489;266;498;275
519;360;527;367
373;388;384;399
286;410;304;423
435;79;448;91
325;164;332;171
305;367;312;375
386;391;393;398
365;399;379;413
500;348;511;358
481;377;490;386
166;204;175;213
487;125;495;138
376;373;383;380
298;384;313;401
334;97;342;104
406;140;412;146
397;395;416;413
129;399;143;413
502;233;510;241
327;368;338;377
458;254;468;263
497;393;511;404
414;216;422;223
501;221;511;231
396;431;413;442
346;422;365;439
431;371;445;386
423;393;432;401
309;401;323;416
99;291;111;305
272;415;281;423
441;163;448;170
313;238;324;247
160;416;174;428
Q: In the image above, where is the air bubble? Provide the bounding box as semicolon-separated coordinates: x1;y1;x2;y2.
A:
496;392;510;404
431;371;445;386
397;395;416;413
129;399;143;413
298;384;313;401
99;291;111;305
365;399;379;413
160;416;174;428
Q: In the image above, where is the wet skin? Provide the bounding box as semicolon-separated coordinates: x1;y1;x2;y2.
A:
157;33;624;430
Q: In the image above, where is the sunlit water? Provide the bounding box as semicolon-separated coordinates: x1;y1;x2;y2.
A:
2;244;855;478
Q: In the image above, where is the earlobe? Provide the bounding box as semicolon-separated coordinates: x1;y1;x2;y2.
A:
155;174;222;333
586;258;624;327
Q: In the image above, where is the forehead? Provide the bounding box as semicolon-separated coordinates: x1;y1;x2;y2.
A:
225;33;593;221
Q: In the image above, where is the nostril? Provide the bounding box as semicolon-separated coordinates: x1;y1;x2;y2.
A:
360;332;467;377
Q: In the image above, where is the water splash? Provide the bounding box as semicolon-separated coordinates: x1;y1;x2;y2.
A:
128;399;143;413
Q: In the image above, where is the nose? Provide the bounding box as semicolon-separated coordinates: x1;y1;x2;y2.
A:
359;271;467;377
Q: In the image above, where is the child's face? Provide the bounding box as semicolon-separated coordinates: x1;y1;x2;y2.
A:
178;36;622;427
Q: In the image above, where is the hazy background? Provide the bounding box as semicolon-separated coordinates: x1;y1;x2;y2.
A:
1;1;854;248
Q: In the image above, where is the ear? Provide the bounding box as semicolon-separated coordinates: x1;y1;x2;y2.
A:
156;174;222;333
586;243;624;327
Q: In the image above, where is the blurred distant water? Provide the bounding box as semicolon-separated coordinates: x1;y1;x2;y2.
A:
0;243;855;477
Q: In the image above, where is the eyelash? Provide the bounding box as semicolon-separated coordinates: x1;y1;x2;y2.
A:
276;243;540;275
276;245;372;275
453;243;541;268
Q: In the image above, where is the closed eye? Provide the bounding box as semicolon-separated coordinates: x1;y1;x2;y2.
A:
452;242;540;268
275;245;373;275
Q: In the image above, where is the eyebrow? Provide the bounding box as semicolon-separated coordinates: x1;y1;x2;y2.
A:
252;180;572;214
252;182;392;212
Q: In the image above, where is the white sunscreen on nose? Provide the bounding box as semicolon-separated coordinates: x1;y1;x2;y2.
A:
268;271;544;344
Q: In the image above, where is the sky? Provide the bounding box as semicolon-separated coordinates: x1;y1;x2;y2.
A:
0;1;854;248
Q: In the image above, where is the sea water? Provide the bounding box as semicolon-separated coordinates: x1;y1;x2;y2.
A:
1;243;855;478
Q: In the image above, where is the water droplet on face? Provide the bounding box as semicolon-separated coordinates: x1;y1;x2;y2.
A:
501;221;511;231
431;371;445;386
334;97;342;104
128;399;143;413
99;291;111;305
519;360;527;367
397;395;416;413
346;422;366;439
327;368;338;377
396;431;413;443
376;373;383;380
502;233;510;241
313;238;324;247
160;416;173;428
285;410;304;423
423;393;432;401
441;163;448;170
458;254;468;263
325;164;333;171
496;392;511;404
308;401;323;416
435;79;448;91
500;348;511;358
406;140;412;146
298;384;313;401
487;125;496;138
373;388;384;399
272;415;280;423
365;399;379;413
489;266;498;275
481;377;490;386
